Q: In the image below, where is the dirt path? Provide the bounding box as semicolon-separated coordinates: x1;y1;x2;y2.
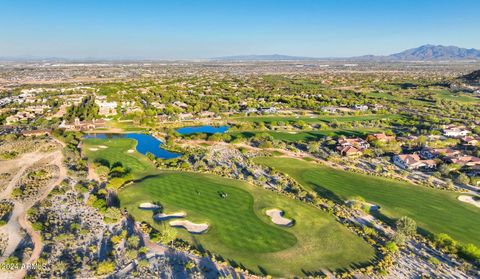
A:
0;146;66;279
16;151;66;279
0;152;47;200
87;162;100;182
0;152;55;260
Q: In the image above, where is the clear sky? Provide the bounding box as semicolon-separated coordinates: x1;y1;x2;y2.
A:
0;0;479;59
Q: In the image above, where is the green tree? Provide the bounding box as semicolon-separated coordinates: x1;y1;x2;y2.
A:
434;233;457;252
396;216;417;236
96;261;115;275
385;241;399;253
159;226;177;246
104;207;122;222
458;243;480;261
393;232;407;246
456;173;470;185
127;235;140;248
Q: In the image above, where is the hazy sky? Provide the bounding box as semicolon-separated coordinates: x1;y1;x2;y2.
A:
1;0;479;59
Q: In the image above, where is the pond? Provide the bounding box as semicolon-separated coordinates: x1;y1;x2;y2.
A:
176;125;229;135
84;133;181;159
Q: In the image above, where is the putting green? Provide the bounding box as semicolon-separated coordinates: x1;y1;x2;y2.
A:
255;157;480;246
119;172;375;276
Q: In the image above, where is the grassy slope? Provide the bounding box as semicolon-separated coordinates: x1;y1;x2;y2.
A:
234;114;400;124
255;157;480;246
433;90;480;103
119;172;375;276
229;128;380;142
83;138;155;177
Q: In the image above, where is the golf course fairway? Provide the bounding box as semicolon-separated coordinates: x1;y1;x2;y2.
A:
255;157;480;246
119;171;375;276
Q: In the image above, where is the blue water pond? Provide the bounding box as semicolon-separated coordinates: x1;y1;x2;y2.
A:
176;125;229;135
84;133;181;159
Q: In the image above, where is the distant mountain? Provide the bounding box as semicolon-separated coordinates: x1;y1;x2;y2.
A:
2;45;480;62
214;45;480;62
211;54;318;61
387;45;480;61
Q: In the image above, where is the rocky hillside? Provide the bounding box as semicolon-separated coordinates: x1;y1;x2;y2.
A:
459;69;480;85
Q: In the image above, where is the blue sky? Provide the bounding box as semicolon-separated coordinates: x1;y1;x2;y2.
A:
0;0;479;59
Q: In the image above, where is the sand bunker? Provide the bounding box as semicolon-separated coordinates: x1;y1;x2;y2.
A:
266;209;293;226
138;203;161;210
89;148;98;151
169;220;208;234
458;195;480;208
127;149;135;153
98;145;108;149
154;212;186;221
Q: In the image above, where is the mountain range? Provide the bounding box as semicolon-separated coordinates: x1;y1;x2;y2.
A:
2;45;480;62
212;45;480;61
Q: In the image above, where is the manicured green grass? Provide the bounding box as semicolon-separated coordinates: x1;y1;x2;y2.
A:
255;157;480;246
433;90;480;103
234;114;400;124
119;172;375;276
366;92;434;106
229;128;380;142
83;138;155;177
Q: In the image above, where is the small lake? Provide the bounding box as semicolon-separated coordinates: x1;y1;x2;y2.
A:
84;133;181;159
176;125;229;135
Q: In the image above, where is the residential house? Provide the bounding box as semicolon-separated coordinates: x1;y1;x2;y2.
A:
443;125;471;137
447;156;480;167
368;133;396;143
6;111;35;124
259;107;277;114
198;111;216;118
173;101;188;109
241;108;258;114
393;154;437;170
96;99;117;116
178;113;194;120
460;136;479;146
336;137;370;156
59;118;106;131
21;129;51;137
352;104;368;111
151;102;166;110
420;148;461;159
337;145;362;156
321;106;339;114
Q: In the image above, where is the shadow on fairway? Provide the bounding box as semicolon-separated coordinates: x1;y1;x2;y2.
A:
308;181;344;204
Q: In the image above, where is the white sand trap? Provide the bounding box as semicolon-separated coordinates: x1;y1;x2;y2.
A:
458;195;480;208
138;203;161;210
154;212;186;221
127;149;135;153
89;148;98;151
98;145;108;149
169;220;208;234
266;209;293;226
